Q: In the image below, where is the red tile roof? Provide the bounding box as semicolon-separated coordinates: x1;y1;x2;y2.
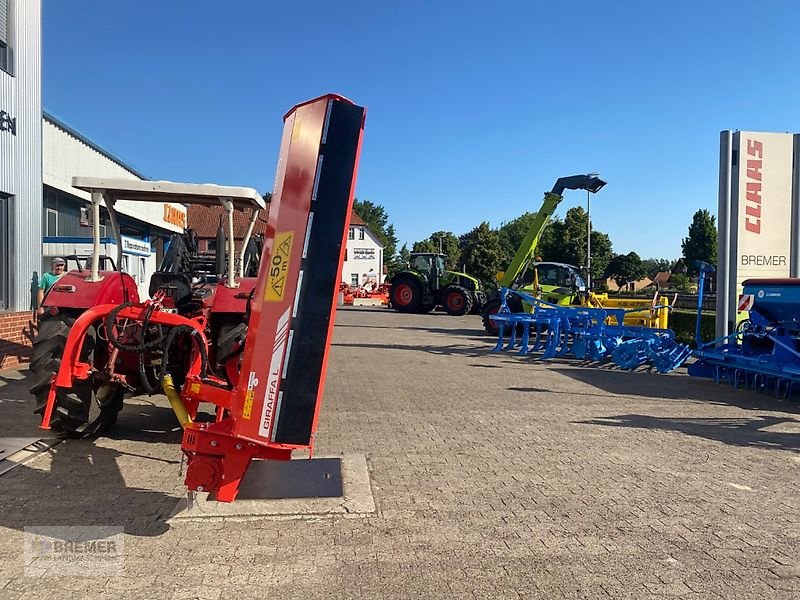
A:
187;204;270;238
187;205;366;239
653;271;671;284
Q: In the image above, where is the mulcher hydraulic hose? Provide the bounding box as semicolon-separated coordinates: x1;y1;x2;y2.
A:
104;302;210;395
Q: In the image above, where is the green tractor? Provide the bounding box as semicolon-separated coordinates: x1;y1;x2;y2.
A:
389;253;486;316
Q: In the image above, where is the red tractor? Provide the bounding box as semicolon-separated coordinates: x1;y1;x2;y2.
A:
32;94;366;502
31;179;266;437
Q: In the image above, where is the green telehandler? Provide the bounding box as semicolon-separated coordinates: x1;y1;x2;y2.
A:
389;252;486;316
481;174;607;333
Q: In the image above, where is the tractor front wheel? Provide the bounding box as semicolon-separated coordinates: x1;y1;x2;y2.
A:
30;315;123;438
442;286;473;316
390;276;422;313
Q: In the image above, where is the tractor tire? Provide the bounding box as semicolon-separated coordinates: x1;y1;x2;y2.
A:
442;286;473;316
390;276;422;313
481;298;503;334
481;296;524;335
30;315;123;438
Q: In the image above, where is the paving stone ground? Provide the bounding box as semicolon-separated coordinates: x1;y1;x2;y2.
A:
0;306;798;599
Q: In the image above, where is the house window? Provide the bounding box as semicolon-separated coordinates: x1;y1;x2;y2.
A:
121;255;129;273
350;273;358;286
139;257;147;284
0;0;10;74
46;209;58;236
348;227;354;240
358;227;365;240
208;240;217;252
99;224;107;238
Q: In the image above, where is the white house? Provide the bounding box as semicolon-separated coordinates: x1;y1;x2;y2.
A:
343;211;384;286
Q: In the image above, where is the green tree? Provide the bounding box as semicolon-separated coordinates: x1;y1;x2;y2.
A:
497;212;537;264
459;222;504;289
642;258;674;278
681;209;717;274
412;231;461;270
537;207;612;282
604;252;647;290
398;244;410;268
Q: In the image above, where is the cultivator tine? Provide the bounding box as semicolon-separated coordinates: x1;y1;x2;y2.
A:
516;320;533;356
491;320;507;353
504;321;519;351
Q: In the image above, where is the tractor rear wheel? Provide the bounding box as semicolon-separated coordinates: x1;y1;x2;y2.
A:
30;315;123;438
390;276;422;313
482;296;526;335
481;298;503;334
442;285;473;316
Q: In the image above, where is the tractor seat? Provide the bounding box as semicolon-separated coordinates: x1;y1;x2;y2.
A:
149;272;193;307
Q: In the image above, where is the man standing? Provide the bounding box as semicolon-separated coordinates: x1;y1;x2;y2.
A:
36;257;66;317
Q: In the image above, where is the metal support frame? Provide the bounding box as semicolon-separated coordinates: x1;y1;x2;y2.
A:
238;208;260;278
88;192;104;282
716;130;733;340
221;198;239;288
103;192;123;273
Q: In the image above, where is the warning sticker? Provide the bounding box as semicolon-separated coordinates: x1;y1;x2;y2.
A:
738;294;755;312
242;391;255;420
264;232;294;301
242;371;259;420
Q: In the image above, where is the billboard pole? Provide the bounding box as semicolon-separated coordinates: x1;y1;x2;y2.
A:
717;130;733;340
792;134;800;277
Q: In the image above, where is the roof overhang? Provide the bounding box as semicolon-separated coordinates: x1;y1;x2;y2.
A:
71;177;266;211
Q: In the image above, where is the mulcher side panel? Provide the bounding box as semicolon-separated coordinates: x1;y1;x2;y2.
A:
273;100;365;445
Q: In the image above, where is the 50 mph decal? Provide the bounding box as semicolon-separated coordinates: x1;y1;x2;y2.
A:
264;231;294;301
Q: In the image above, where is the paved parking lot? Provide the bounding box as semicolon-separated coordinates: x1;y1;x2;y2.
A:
0;306;798;599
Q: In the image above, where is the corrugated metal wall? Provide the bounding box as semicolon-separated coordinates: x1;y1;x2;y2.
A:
0;1;8;43
0;0;42;311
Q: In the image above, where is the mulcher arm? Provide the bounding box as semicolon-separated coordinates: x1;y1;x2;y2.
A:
177;95;366;501
498;174;606;289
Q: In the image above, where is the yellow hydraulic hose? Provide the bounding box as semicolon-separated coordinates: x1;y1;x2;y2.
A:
162;374;193;428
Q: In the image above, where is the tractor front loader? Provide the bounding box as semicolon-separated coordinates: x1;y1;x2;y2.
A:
34;94;366;502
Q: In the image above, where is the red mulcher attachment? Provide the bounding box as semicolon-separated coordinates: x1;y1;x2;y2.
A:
179;94;366;501
39;94;366;502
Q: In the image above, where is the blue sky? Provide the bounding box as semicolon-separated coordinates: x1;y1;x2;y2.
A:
44;1;800;259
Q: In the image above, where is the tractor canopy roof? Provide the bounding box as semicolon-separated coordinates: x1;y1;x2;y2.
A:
72;177;266;211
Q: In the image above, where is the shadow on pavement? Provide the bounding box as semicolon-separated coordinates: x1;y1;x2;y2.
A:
577;414;800;453
0;439;177;538
331;341;487;358
0;379;190;539
550;366;800;414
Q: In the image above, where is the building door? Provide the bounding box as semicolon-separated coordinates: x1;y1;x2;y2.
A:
0;195;9;310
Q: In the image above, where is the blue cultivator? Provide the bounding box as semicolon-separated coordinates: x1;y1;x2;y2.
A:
689;262;800;397
490;288;691;373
